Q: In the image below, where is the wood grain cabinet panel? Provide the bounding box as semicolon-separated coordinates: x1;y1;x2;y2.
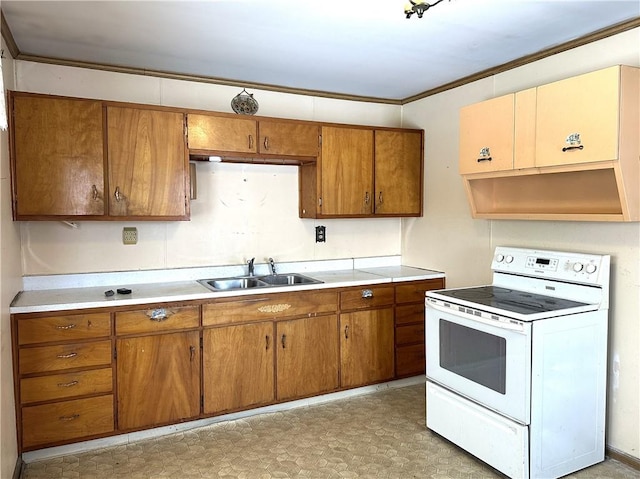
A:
21;395;114;449
107;106;189;219
116;331;200;430
187;114;257;154
258;120;319;157
203;322;274;414
17;312;111;345
19;340;112;375
10;93;105;218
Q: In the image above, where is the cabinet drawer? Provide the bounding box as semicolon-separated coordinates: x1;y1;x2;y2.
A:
115;305;199;335
396;323;425;346
396;303;425;326
396;344;425;377
21;395;114;449
19;340;112;374
395;279;445;304
340;286;394;311
20;368;113;405
203;291;338;326
17;312;111;345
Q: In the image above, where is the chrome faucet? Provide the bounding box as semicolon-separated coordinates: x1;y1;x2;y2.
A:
268;257;276;275
247;257;255;276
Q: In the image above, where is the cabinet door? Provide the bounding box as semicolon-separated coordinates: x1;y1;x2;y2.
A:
117;331;200;430
258;120;319;157
203;322;274;414
276;315;339;401
340;308;394;388
107;107;188;218
459;94;515;174
374;130;423;216
320;126;374;216
11;94;105;217
187;114;257;154
535;66;620;167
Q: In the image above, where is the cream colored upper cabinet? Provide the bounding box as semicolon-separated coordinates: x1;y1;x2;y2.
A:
459;94;515;174
535;66;623;167
187;114;257;154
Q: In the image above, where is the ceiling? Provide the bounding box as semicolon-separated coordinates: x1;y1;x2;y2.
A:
2;1;640;103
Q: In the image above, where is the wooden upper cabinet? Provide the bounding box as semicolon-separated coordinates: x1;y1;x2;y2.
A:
320;126;374;216
107;106;189;219
258;120;319;157
535;66;623;167
459;93;515;175
187;114;257;154
374;130;423;216
10;94;105;218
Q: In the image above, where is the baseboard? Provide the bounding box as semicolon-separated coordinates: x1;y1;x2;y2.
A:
12;457;23;479
606;446;640;471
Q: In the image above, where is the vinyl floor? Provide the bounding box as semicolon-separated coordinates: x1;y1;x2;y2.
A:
21;383;639;479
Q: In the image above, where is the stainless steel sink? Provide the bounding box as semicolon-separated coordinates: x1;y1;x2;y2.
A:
198;273;322;291
258;273;323;286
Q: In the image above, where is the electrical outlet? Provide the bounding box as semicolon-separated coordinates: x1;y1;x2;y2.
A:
123;227;138;245
315;225;326;243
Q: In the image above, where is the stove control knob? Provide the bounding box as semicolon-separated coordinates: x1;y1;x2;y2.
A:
586;264;597;274
573;262;584;272
496;254;504;263
505;255;514;264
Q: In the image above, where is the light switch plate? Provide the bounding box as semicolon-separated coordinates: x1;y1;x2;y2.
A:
123;227;138;245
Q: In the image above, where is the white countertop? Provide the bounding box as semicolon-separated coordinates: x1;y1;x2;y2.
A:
11;265;444;314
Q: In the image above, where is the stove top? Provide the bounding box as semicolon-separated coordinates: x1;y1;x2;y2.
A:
430;285;589;316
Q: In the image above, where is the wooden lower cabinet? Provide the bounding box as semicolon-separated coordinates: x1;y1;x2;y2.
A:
276;315;340;401
203;322;275;414
340;308;394;388
116;331;200;430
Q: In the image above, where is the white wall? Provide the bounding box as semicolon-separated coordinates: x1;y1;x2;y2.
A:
1;40;21;478
15;62;404;275
402;27;640;459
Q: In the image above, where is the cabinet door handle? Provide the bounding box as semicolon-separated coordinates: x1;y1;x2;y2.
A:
264;136;269;150
59;414;80;422
114;186;122;202
265;335;271;350
91;184;99;201
55;323;76;330
57;380;79;388
344;325;349;340
477;147;492;162
249;134;254;150
190;345;196;362
281;334;286;349
562;132;583;152
56;352;78;359
361;289;374;299
378;191;383;206
364;191;370;205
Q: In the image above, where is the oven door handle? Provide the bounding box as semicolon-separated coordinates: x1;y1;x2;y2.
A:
426;300;527;333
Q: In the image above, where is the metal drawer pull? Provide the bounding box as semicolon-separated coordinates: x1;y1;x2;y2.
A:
59;414;80;422
562;132;583;152
91;184;99;201
55;324;76;330
265;335;271;350
190;345;196;362
56;352;78;359
364;191;370;205
344;325;349;339
57;380;79;388
248;135;254;150
361;289;374;299
477;147;492;162
264;136;269;150
114;186;122;202
146;308;175;322
281;334;286;349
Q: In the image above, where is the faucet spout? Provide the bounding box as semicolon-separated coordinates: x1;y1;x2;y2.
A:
247;257;255;276
268;257;276;275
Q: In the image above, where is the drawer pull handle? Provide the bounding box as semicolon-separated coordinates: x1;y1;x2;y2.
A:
57;380;79;388
55;324;76;330
59;414;80;422
477;147;492;162
344;325;349;339
190;345;196;362
265;335;271;350
146;308;175;322
56;352;78;359
281;334;286;349
361;289;374;299
248;134;254;150
91;184;99;201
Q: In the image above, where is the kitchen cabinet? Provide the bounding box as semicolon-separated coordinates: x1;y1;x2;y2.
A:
13;311;114;451
394;279;445;377
203;322;274;414
276;315;340;401
187;113;319;159
460;65;640;221
9;93;105;219
115;305;200;430
339;285;394;388
107;106;189;219
300;126;424;218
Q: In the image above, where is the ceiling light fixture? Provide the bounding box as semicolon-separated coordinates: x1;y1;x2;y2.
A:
404;0;450;19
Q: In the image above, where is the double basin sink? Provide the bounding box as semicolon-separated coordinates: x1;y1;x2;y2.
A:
198;273;323;292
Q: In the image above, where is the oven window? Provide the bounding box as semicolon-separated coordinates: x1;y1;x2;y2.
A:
439;319;506;394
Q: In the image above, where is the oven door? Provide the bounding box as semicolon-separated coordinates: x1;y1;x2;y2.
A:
426;301;532;424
